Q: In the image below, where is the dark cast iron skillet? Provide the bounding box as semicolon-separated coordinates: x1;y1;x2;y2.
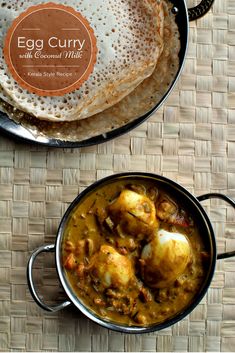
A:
27;172;234;333
0;0;215;147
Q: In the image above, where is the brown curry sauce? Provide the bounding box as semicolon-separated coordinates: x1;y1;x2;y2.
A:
62;178;210;326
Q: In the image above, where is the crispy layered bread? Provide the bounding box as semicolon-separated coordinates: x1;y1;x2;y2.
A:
0;0;164;122
0;0;180;141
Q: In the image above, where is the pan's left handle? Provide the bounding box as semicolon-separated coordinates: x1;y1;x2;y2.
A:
187;0;215;21
197;193;235;260
27;244;71;312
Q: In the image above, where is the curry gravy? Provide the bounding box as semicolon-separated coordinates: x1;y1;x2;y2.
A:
62;178;210;326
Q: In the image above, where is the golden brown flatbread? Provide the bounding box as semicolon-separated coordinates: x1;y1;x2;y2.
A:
0;0;180;142
0;0;164;122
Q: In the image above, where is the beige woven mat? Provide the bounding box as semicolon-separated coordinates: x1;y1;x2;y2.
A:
0;0;235;351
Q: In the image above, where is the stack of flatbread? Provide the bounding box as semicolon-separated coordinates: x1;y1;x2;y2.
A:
0;0;180;142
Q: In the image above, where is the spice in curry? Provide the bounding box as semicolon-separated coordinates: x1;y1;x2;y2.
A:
62;178;210;326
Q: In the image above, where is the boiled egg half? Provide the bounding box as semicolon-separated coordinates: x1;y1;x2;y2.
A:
90;245;134;291
141;229;191;288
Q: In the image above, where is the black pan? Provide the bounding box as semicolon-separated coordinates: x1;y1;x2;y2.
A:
0;0;215;147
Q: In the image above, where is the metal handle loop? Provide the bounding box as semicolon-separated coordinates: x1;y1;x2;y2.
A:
27;244;71;312
197;193;235;260
188;0;215;21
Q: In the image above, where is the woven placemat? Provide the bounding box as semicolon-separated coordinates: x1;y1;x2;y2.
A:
0;0;235;351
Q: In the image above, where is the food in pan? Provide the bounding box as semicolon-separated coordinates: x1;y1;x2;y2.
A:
0;0;180;142
62;178;210;326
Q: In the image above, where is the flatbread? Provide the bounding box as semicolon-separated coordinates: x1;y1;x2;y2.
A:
0;0;180;142
0;0;164;122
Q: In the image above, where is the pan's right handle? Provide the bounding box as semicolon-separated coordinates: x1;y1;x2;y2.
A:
27;244;71;312
188;0;215;21
197;193;235;260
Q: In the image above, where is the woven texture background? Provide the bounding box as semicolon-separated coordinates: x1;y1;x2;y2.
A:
0;0;235;351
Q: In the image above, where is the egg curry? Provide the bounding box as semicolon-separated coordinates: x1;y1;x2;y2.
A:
62;178;210;326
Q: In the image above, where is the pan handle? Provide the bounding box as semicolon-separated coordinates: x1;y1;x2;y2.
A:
187;0;215;21
27;244;71;312
197;193;235;260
